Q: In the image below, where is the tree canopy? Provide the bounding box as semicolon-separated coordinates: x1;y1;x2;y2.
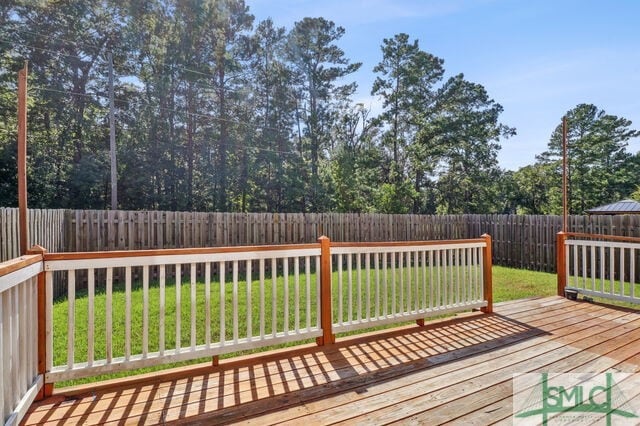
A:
1;2;637;214
532;104;640;214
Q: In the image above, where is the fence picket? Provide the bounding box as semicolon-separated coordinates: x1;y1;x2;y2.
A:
4;208;640;284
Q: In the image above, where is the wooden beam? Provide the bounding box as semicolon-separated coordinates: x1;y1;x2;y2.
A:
43;242;322;261
557;232;567;296
562;116;568;233
0;254;41;278
564;232;640;244
316;236;335;346
26;245;47;400
18;62;28;255
481;234;493;314
330;238;485;248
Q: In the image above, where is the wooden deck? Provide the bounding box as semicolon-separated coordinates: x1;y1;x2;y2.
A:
23;296;640;425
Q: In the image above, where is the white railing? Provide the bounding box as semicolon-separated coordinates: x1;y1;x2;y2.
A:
331;238;490;333
0;236;493;418
0;255;43;426
44;244;322;382
23;235;492;387
562;233;640;305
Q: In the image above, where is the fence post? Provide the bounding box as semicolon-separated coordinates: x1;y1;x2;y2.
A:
481;234;493;313
26;245;51;399
556;232;567;296
316;236;335;346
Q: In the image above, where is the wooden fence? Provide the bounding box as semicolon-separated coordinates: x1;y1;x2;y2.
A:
0;208;65;262
3;208;640;274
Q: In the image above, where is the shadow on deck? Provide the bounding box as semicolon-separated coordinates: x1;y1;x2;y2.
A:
24;296;640;425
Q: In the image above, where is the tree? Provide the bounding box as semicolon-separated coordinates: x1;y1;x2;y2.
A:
427;75;515;213
371;33;444;213
128;0;186;210
371;35;513;214
245;18;301;212
510;163;554;214
1;0;131;208
208;0;254;211
286;17;361;212
328;104;383;212
126;0;254;211
537;104;640;214
1;3;520;215
0;13;19;206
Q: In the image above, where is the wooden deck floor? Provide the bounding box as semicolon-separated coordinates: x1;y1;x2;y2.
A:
23;296;640;425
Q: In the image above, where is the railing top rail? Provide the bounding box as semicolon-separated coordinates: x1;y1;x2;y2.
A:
0;254;42;293
564;232;640;244
330;238;486;249
44;242;321;261
0;254;42;278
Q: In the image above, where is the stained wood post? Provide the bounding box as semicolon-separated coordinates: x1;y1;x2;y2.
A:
481;234;493;313
26;244;50;399
316;236;335;346
562;116;568;233
18;62;28;255
557;231;567;296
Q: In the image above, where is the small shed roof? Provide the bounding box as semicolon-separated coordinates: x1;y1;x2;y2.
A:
586;199;640;215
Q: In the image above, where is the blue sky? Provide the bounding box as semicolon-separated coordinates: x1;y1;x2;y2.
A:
246;0;640;170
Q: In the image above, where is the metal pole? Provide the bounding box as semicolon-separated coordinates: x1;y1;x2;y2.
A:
562;116;568;233
108;51;117;210
18;61;28;255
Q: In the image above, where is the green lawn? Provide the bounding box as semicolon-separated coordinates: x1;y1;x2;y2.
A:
492;265;557;302
52;265;557;387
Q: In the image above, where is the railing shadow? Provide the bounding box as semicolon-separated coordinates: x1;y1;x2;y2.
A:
23;309;547;425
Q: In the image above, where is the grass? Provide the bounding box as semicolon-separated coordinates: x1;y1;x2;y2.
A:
53;270;321;387
492;265;557;302
564;272;640;309
49;265;571;387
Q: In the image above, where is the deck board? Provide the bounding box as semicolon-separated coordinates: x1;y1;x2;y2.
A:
288;310;639;425
22;297;640;425
386;314;640;425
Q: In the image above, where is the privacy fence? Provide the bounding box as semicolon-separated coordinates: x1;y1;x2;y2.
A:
3;208;640;273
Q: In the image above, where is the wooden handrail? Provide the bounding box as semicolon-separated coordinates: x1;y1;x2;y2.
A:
560;231;640;297
44;242;321;261
330;238;485;248
44;239;487;262
0;254;42;278
564;232;640;244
